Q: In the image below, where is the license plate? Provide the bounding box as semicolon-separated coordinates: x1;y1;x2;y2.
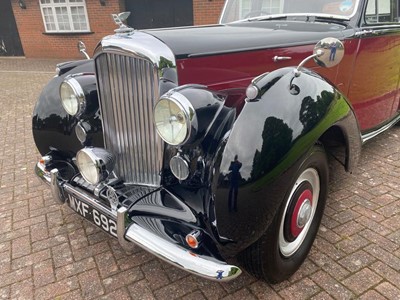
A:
67;194;117;238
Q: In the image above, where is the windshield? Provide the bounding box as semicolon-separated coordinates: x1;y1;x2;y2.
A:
220;0;359;23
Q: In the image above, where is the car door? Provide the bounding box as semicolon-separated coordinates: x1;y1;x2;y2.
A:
348;0;400;131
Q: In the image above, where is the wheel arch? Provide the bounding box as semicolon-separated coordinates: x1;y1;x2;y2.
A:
318;111;362;173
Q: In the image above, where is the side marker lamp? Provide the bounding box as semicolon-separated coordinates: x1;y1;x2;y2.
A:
186;230;202;249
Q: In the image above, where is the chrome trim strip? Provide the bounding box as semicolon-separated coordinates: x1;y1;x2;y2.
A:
124;223;242;281
361;114;400;143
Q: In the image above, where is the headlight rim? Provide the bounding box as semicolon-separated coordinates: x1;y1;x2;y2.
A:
60;77;86;117
154;92;197;146
76;147;116;186
76;148;102;185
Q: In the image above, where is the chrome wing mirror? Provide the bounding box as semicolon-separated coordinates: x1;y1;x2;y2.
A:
77;41;90;60
294;37;344;77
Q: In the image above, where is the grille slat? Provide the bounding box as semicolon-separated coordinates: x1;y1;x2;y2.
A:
95;53;163;186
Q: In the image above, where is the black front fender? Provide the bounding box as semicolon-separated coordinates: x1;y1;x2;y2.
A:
212;67;361;257
32;59;104;157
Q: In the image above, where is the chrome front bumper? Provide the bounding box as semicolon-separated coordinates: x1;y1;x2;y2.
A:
35;161;241;281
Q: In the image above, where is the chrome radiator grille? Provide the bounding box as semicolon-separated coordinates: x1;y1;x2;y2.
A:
95;53;163;186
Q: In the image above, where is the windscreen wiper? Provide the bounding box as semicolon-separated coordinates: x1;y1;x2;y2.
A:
246;13;350;23
246;14;289;22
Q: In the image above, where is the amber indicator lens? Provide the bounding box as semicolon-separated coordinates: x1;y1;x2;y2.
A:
185;230;202;249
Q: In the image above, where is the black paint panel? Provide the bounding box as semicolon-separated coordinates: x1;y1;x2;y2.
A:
211;68;359;256
146;21;348;58
32;60;104;157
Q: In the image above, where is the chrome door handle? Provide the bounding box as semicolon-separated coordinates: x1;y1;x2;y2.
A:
355;29;375;37
273;56;292;62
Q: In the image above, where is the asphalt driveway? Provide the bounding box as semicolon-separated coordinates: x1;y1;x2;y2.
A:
0;57;399;299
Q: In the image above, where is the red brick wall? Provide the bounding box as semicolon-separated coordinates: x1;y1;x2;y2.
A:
12;0;125;59
11;0;225;58
193;0;225;25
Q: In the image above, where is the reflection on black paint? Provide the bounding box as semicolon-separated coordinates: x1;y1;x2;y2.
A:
228;155;242;212
299;90;335;134
251;117;293;180
33;113;75;134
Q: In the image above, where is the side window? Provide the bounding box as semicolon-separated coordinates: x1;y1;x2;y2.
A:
365;0;399;23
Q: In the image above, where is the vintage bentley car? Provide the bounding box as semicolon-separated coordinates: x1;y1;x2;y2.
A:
34;0;400;283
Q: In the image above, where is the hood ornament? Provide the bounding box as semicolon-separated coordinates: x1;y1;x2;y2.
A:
112;12;134;34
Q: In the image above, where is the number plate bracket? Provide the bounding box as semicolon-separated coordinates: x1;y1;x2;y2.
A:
64;184;119;238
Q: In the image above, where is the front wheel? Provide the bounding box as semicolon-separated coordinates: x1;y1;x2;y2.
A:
240;145;328;283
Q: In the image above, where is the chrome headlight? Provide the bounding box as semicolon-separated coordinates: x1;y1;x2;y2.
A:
60;77;86;116
154;92;197;146
76;148;115;185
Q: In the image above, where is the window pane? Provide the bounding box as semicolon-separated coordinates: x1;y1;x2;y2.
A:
261;0;282;14
239;0;251;18
71;6;88;31
378;0;391;14
55;7;71;31
366;0;395;23
42;7;56;31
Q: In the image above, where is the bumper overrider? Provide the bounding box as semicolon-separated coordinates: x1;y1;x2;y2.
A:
35;158;241;281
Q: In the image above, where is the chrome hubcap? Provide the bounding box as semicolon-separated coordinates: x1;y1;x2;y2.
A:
297;199;312;228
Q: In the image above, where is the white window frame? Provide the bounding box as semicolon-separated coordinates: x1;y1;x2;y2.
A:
39;0;91;33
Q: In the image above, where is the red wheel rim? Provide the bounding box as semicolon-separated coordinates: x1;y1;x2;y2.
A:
290;189;313;238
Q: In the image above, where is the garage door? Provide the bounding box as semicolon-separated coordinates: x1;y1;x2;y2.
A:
0;0;24;56
125;0;193;29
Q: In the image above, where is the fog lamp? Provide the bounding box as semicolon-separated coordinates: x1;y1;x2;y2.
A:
60;77;86;116
170;154;190;180
75;121;89;144
76;148;115;185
